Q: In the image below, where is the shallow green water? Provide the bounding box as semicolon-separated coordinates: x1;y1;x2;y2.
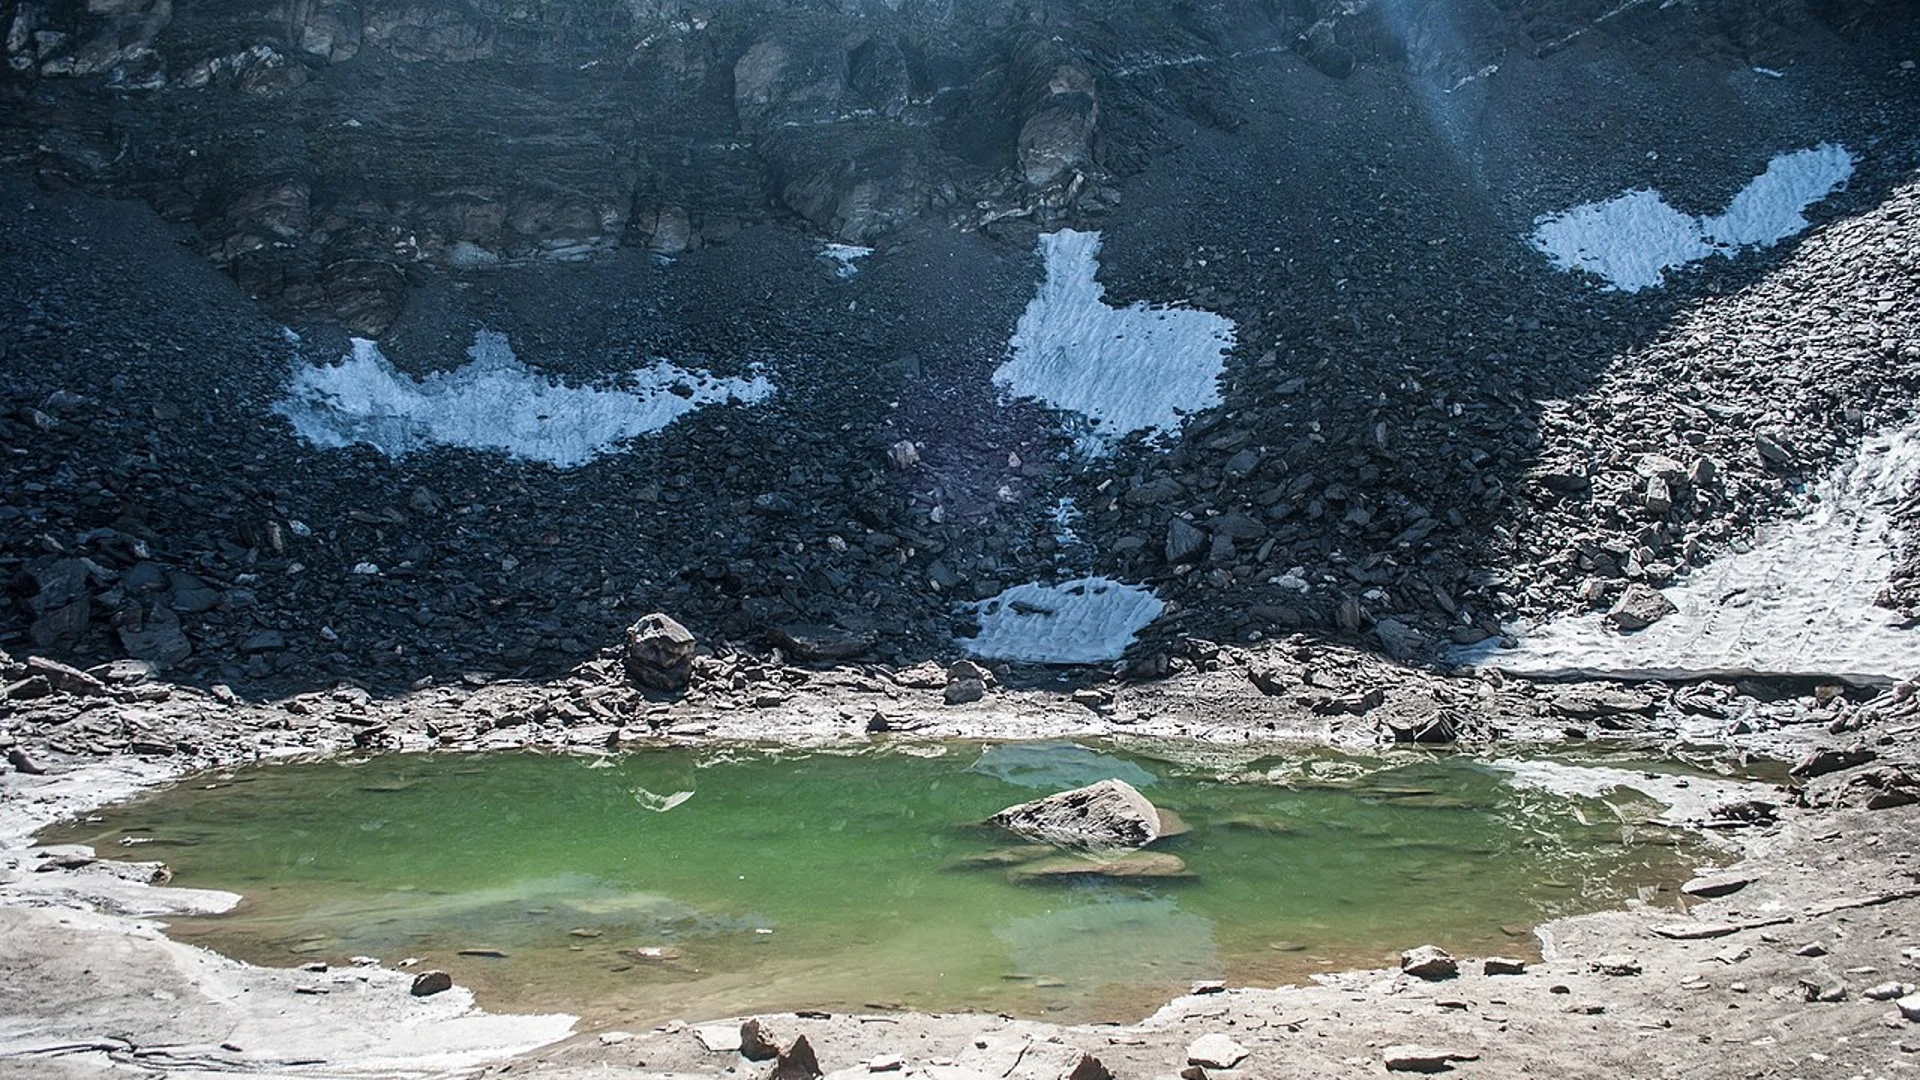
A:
48;741;1716;1024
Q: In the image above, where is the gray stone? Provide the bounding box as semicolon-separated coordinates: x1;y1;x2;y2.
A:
989;778;1162;851
1789;746;1876;779
1606;583;1676;632
1062;1051;1113;1080
772;1033;822;1080
409;970;452;997
1483;956;1527;976
625;613;696;692
120;603;192;668
740;1018;780;1061
239;629;286;653
1166;518;1208;565
1681;874;1753;899
1185;1033;1247;1070
1384;1045;1479;1073
1400;945;1457;980
1896;993;1920;1021
769;624;873;662
1591;954;1641;976
943;678;986;705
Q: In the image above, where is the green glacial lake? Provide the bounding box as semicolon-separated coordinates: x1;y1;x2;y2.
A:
47;742;1725;1024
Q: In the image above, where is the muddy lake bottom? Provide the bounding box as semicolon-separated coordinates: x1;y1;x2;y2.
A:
42;740;1752;1024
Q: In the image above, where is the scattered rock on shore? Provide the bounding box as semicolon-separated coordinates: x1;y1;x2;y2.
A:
1185;1033;1248;1069
1384;1045;1479;1073
1400;945;1457;980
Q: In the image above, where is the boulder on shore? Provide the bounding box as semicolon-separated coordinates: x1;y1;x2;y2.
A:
625;613;696;692
988;778;1163;850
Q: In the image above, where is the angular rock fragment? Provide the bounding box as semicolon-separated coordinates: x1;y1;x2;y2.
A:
625;613;696;692
1605;583;1675;632
1400;945;1457;980
1185;1033;1247;1069
772;1033;822;1080
1790;746;1877;778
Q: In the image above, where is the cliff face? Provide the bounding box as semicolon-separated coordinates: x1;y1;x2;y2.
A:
1;0;1891;336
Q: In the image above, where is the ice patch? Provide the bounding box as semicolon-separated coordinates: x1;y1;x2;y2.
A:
963;576;1165;664
276;330;773;468
1466;419;1920;685
1531;144;1854;291
995;230;1236;451
1492;760;1775;825
821;243;872;279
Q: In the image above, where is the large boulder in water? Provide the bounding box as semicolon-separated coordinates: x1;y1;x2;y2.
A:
988;778;1163;851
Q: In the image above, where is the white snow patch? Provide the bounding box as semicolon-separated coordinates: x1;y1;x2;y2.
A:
963;576;1165;664
1467;419;1920;685
1492;759;1775;825
1531;144;1854;291
821;242;873;279
276;330;773;468
995;230;1236;451
1700;144;1856;248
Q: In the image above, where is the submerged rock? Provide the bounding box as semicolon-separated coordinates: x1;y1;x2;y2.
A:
1007;851;1190;883
988;778;1162;850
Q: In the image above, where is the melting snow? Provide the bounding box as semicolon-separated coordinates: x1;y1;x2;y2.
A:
821;243;873;279
963;576;1165;664
1531;144;1854;291
276;331;773;468
1465;419;1920;685
995;230;1236;451
1492;760;1776;825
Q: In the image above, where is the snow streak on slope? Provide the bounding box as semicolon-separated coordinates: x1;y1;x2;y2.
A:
963;577;1165;664
1532;144;1854;292
277;331;773;468
1466;419;1920;685
995;230;1236;451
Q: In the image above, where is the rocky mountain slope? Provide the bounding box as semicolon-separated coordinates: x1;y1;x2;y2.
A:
2;0;1917;694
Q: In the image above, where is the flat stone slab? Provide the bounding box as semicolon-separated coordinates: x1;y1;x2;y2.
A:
1681;874;1754;899
1384;1045;1480;1073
